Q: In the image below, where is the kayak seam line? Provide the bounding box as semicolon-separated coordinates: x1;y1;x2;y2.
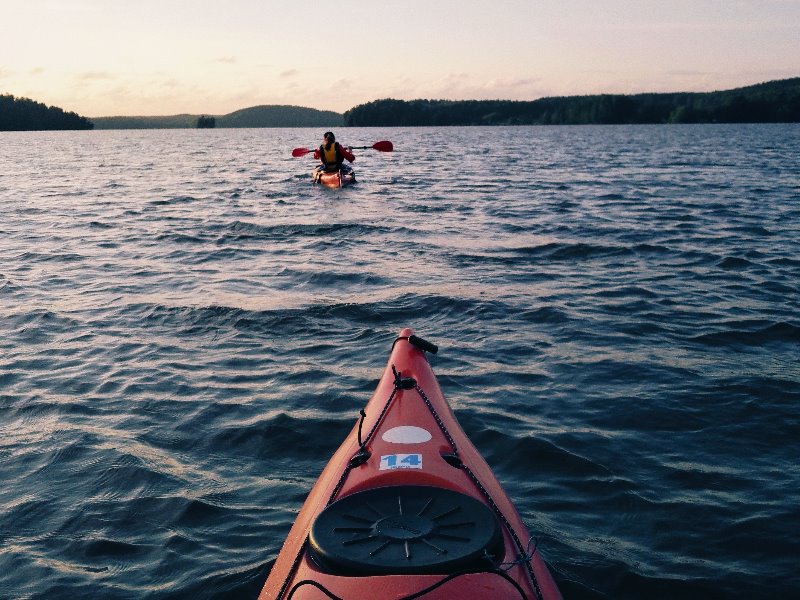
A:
276;538;308;600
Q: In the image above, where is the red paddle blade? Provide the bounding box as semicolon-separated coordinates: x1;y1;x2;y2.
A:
371;140;393;152
291;147;312;157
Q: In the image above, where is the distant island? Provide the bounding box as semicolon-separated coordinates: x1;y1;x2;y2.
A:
344;78;800;126
0;94;93;130
2;78;798;131
196;115;216;128
91;105;343;129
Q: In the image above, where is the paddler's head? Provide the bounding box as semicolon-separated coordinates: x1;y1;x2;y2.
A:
323;131;335;149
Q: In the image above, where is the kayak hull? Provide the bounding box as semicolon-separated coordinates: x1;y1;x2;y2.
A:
259;329;562;600
313;168;356;188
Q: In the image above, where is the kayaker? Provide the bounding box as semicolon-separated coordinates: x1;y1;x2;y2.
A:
313;132;355;174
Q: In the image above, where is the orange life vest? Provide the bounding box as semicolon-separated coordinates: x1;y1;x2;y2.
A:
320;142;343;171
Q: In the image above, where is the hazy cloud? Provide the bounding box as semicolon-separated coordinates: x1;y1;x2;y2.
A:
280;69;298;78
30;67;46;75
504;77;543;89
216;57;237;64
409;74;548;101
330;78;354;90
42;1;98;14
153;77;183;91
77;71;116;81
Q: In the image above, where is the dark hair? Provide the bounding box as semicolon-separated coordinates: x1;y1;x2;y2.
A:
324;131;335;150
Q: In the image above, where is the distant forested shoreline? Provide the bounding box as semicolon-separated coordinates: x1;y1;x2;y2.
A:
91;105;343;129
0;95;93;130
3;78;798;131
344;78;800;126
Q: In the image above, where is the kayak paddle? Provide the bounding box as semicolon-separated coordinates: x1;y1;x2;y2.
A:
291;140;393;157
350;140;393;152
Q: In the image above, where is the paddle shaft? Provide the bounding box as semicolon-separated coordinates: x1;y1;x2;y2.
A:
291;140;392;157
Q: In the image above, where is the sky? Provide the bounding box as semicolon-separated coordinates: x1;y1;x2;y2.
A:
1;0;799;117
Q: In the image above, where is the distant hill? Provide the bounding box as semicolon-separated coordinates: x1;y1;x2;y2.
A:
0;94;93;131
218;105;342;127
92;105;342;129
344;77;800;126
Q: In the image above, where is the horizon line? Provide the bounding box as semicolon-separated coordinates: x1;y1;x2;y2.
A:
83;76;799;119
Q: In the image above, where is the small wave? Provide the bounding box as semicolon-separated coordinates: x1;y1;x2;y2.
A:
717;256;756;270
767;256;800;267
89;221;114;229
283;268;390;288
593;285;659;299
154;232;207;244
513;242;634;261
0;276;23;295
115;294;525;337
188;247;264;264
632;243;674;256
149;195;198;206
16;251;86;263
485;432;612;479
209;220;403;242
6;307;80;332
403;201;453;214
726;224;775;236
83;538;145;559
175;498;228;528
690;321;800;346
208;412;352;460
518;306;571;324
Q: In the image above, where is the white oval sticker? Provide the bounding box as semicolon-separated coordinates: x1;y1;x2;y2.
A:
381;426;432;444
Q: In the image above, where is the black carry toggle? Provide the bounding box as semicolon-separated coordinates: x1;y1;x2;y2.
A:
392;365;417;390
348;450;371;468
409;335;439;354
392;334;439;354
399;377;417;390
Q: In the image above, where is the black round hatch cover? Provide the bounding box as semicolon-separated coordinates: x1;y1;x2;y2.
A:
308;485;503;575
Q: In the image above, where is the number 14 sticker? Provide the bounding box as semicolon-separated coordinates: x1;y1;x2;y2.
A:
379;454;422;470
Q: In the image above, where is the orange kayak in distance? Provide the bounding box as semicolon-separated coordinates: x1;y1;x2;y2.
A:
259;329;563;600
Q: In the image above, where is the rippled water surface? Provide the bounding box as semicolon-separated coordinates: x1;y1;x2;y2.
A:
1;125;799;599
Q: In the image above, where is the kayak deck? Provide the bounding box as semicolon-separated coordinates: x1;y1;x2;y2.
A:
259;329;562;599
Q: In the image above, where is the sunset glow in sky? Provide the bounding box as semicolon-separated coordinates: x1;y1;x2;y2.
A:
2;0;799;117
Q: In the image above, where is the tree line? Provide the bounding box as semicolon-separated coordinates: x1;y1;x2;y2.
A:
4;77;798;130
343;78;800;126
0;95;94;131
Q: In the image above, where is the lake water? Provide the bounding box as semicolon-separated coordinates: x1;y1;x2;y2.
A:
1;124;799;599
